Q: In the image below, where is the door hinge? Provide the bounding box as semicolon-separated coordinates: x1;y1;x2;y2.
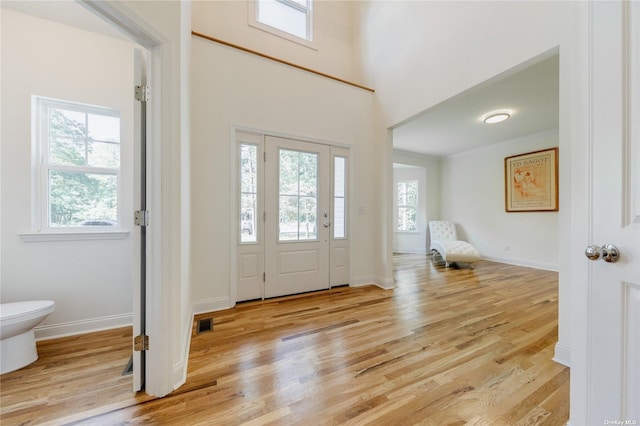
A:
264;152;266;162
134;210;149;226
263;211;266;222
135;85;150;102
263;272;266;282
134;334;149;351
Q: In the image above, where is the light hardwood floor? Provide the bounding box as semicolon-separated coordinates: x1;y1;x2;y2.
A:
0;255;569;425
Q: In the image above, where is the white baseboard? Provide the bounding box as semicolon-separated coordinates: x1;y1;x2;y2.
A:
192;296;233;315
480;255;559;272
351;275;395;290
393;248;428;255
553;342;571;367
171;297;235;392
351;275;374;287
34;313;132;341
373;276;395;290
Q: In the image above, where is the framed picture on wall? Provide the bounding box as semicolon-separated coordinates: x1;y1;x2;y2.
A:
504;148;558;212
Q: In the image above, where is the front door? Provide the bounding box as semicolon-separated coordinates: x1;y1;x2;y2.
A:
264;136;331;298
576;1;640;422
236;132;347;301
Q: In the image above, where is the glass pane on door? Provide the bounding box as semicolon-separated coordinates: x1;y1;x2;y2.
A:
240;144;258;243
333;156;346;238
278;149;318;241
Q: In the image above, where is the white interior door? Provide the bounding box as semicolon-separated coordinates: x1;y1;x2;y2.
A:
264;136;331;298
581;1;640;422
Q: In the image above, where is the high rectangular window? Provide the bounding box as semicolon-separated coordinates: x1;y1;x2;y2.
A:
34;97;121;230
250;0;314;47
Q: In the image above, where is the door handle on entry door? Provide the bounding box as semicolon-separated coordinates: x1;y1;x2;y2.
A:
584;244;620;263
323;212;330;228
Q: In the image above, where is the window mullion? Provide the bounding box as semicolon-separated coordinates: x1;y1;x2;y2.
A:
48;164;118;175
305;0;312;40
84;112;89;166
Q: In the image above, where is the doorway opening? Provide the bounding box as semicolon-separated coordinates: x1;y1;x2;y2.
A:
392;163;428;255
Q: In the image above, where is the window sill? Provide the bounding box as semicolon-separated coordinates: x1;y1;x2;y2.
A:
248;20;317;50
20;230;130;242
395;231;421;234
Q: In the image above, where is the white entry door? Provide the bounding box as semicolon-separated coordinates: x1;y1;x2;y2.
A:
575;1;640;423
264;136;331;298
235;132;349;301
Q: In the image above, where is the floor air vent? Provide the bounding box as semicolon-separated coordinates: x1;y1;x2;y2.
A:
197;317;213;334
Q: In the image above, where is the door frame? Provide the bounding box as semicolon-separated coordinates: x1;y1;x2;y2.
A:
132;47;147;392
230;126;352;304
569;1;605;423
79;0;177;397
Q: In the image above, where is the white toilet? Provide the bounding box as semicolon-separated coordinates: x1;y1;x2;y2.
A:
0;300;55;374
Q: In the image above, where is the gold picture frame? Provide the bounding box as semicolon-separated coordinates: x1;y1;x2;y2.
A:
505;148;558;212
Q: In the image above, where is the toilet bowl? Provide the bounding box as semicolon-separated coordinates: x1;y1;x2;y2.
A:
1;300;55;374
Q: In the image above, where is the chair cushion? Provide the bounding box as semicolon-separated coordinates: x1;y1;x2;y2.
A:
431;240;480;263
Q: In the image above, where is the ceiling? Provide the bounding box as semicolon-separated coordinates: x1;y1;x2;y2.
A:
1;0;130;41
393;53;559;157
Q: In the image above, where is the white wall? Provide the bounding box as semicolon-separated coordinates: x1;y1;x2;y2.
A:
190;34;377;311
0;10;136;336
441;130;559;270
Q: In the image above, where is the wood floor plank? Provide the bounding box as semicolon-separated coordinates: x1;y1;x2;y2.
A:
0;256;569;425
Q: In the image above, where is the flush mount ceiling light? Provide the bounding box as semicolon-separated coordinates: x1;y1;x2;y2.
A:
483;111;511;124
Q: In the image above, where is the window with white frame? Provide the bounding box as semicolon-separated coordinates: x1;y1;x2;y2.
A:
396;180;418;232
250;0;314;47
333;155;346;239
240;143;259;243
34;97;121;230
